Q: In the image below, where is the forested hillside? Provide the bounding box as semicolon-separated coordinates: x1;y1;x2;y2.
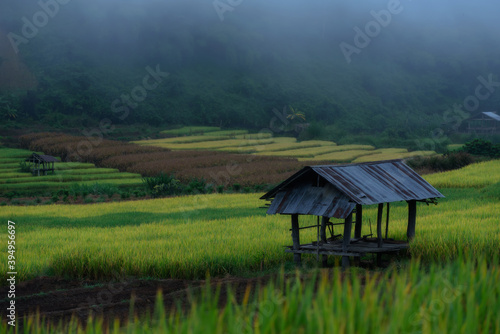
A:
1;0;500;148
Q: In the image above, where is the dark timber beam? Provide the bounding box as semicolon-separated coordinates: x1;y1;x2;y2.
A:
377;203;384;248
407;200;417;241
342;213;353;269
291;214;301;265
320;216;328;267
376;203;384;266
320;216;328;243
354;204;363;238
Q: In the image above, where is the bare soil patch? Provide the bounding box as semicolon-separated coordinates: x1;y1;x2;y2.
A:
0;275;271;330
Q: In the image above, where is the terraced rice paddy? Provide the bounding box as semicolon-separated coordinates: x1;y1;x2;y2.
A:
0;147;143;194
160;126;221;136
134;129;438;163
19;133;329;187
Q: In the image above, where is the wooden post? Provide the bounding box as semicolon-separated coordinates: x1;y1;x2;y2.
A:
354;204;363;238
377;203;383;248
291;214;301;265
385;202;390;239
320;216;328;267
342;213;352;269
376;203;384;266
407;200;417;241
320;216;328;243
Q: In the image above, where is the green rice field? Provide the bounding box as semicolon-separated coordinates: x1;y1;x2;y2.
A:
0;147;144;194
0;160;498;282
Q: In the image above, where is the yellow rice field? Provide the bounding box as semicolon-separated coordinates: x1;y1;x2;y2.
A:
134;129;438;163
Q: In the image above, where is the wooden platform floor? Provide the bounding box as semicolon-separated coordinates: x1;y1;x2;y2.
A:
286;239;409;257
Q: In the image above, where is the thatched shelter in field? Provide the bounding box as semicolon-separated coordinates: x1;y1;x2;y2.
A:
260;160;444;268
25;153;59;176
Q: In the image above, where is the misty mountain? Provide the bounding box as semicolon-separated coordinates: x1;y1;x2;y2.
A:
1;0;500;146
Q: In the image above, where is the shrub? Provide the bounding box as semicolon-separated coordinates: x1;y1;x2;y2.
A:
5;192;16;200
407;152;474;173
18;161;31;173
70;183;120;197
186;178;208;194
461;139;500;158
143;173;183;198
253;184;265;192
120;191;130;199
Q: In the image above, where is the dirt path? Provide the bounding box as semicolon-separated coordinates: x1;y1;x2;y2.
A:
0;275;270;330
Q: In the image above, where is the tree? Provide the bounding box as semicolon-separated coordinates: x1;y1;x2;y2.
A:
0;96;18;120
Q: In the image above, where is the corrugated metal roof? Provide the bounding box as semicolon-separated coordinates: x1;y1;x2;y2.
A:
38;155;59;162
267;181;355;219
26;153;59;163
261;160;444;214
483;111;500;121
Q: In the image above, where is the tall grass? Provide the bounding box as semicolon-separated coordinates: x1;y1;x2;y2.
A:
147;138;275;150
2;257;499;334
304;149;377;162
160;126;221;136
424;160;500;188
352;150;437;163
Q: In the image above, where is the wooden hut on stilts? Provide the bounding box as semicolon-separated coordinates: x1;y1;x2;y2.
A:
25;153;59;176
260;160;444;268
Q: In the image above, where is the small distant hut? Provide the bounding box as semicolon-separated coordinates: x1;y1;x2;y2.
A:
260;160;444;268
25;153;59;176
464;111;500;134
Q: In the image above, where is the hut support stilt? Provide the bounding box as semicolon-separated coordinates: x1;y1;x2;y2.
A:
407;200;417;241
354;204;363;238
376;203;384;266
320;216;328;267
342;213;352;269
291;214;301;265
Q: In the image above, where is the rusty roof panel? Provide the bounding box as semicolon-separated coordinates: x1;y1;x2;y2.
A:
266;182;355;219
262;160;444;208
312;160;444;205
